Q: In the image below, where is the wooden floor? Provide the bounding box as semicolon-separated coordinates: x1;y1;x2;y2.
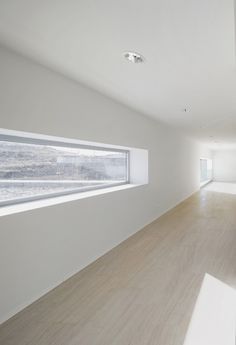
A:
1;184;236;345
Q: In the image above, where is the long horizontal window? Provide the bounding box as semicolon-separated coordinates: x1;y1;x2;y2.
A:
0;135;129;206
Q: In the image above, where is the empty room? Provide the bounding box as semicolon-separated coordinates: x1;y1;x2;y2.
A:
0;1;236;344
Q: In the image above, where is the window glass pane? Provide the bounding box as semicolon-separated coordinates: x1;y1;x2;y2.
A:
0;140;128;204
200;158;212;182
207;160;212;179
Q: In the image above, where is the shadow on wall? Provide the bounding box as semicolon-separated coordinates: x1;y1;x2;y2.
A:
183;273;236;345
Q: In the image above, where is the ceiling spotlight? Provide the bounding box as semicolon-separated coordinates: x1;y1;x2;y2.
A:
123;52;145;64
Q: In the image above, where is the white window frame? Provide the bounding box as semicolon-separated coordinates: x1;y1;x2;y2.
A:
0;130;130;207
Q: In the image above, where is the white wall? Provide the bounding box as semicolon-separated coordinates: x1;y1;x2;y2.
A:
0;45;211;324
213;150;236;182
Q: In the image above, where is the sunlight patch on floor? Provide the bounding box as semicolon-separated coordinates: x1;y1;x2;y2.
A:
183;274;236;345
204;182;236;195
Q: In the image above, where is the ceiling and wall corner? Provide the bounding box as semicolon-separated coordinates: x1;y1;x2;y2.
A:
0;0;235;149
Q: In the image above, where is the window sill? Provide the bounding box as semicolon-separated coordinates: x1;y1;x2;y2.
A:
0;183;142;217
200;179;212;188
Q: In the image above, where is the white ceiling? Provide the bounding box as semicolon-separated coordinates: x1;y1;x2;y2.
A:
0;0;235;148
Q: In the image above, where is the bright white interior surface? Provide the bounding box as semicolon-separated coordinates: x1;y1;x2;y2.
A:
0;45;212;323
204;182;236;195
213;150;236;182
2;1;236;337
184;274;236;345
0;0;235;148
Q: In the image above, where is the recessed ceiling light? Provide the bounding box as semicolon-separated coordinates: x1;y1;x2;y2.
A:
123;52;145;64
